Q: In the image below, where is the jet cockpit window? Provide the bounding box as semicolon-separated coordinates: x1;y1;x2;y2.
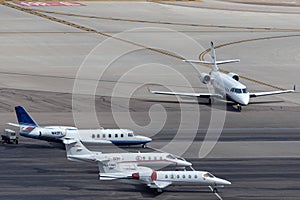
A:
203;172;215;178
242;88;248;93
166;154;176;159
128;133;134;137
235;88;242;93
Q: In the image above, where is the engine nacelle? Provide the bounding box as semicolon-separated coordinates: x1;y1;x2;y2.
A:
200;73;211;84
38;128;66;138
227;72;240;81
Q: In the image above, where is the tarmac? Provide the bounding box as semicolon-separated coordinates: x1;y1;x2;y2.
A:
0;0;300;199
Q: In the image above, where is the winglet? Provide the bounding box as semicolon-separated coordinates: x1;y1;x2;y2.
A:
294;84;296;91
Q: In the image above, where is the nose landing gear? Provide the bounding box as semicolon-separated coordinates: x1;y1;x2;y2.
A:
237;104;242;112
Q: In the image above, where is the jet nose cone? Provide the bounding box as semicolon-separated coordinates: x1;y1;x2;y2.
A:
137;136;152;143
216;178;231;185
178;159;192;167
239;94;249;106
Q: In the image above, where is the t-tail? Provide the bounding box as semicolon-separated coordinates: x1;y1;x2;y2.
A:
14;106;39;127
63;139;96;162
183;41;240;72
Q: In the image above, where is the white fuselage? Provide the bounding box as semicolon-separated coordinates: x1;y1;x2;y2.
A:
19;126;151;145
211;71;250;105
80;151;192;168
133;170;231;189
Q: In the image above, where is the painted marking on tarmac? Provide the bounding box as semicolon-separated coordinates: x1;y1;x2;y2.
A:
2;2;299;90
14;1;85;7
23;9;300;32
208;186;223;200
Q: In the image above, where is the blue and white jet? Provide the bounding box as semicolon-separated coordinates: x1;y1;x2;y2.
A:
8;106;152;146
151;42;294;111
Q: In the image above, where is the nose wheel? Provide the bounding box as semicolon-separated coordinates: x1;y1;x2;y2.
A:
237;104;242;112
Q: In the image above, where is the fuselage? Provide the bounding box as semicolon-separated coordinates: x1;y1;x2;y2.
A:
91;152;192;168
134;170;231;188
19;126;152;146
211;71;250;105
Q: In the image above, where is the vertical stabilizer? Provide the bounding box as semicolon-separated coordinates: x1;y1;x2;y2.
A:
210;41;219;72
63;139;96;162
15;106;39;127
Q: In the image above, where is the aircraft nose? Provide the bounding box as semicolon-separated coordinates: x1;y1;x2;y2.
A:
137;136;152;143
215;178;231;185
239;94;249;106
177;159;192;167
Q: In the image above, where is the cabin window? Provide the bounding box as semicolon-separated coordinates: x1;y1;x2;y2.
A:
92;134;95;139
188;175;191;179
143;156;145;160
115;134;118;138
170;175;174;179
154;157;157;160
194;175;198;179
102;134;106;138
160;157;162;160
177;175;180;179
182;175;185;179
121;134;124;138
148;157;151;160
108;134;111;138
165;175;168;179
97;134;100;138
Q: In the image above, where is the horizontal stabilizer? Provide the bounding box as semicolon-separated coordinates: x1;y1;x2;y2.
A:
63;138;77;145
7;123;20;127
183;59;240;65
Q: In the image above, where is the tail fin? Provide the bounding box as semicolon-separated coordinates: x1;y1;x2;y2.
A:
15;106;39;127
210;41;218;71
63;139;96;162
183;41;240;72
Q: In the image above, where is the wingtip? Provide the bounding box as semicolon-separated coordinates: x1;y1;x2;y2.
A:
293;84;296;91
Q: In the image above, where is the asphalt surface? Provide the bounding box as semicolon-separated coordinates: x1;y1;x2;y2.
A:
0;0;300;199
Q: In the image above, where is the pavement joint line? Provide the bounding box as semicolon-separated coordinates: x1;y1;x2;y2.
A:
2;2;299;90
198;34;300;90
26;8;300;32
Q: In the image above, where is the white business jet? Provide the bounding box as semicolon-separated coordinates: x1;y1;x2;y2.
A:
64;139;191;169
151;42;294;111
8;106;152;146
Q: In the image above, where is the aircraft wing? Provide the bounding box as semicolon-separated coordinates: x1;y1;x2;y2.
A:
151;90;223;99
148;181;172;189
250;89;294;98
99;172;132;180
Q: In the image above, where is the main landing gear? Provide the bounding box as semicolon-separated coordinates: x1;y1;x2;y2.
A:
213;188;218;193
237;104;242;112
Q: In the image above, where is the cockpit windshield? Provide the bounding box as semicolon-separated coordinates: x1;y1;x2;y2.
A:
166;154;176;159
203;172;215;178
230;88;248;94
128;133;134;137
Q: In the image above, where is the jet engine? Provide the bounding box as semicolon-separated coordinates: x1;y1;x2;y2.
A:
200;73;211;84
227;72;239;81
37;128;66;138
